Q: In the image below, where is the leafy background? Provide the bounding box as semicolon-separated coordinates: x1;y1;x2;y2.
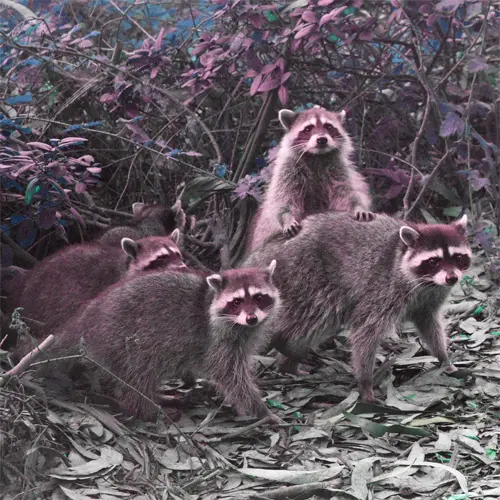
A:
1;0;500;498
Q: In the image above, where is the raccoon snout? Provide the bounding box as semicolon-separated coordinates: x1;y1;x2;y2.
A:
445;273;458;285
246;314;258;326
316;136;328;147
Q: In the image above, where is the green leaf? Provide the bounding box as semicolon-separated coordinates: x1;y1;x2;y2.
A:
490;331;500;337
180;175;235;211
466;400;478;409
486;448;496;460
443;206;463;217
25;177;40;205
267;399;286;410
472;305;484;316
343;411;431;438
264;11;278;22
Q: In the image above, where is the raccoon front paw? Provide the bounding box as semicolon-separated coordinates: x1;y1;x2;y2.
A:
354;210;375;222
283;219;301;238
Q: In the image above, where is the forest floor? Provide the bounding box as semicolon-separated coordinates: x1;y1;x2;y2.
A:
1;253;500;500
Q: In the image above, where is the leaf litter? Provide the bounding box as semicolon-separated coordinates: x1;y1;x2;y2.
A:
1;258;500;499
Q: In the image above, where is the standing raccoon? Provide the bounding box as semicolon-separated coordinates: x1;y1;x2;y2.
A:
12;230;186;341
244;212;471;402
98;199;193;247
43;263;280;422
247;106;373;252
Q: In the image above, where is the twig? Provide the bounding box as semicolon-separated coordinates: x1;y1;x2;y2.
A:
0;0;36;19
0;334;55;385
403;92;432;219
183;467;224;491
0;232;38;267
249;480;343;500
406;148;450;219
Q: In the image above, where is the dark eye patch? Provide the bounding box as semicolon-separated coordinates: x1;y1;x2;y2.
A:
452;253;470;269
303;124;314;133
253;293;274;310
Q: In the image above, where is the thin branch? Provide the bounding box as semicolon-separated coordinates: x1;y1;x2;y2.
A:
406;148;451;219
403;92;432;219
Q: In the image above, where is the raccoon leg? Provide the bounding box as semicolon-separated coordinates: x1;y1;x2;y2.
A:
408;310;455;372
349;321;391;402
353;209;375;222
206;347;279;423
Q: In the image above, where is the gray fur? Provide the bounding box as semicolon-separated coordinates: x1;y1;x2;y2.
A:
246;106;373;253
243;212;471;401
99;199;188;247
12;235;185;342
38;267;280;421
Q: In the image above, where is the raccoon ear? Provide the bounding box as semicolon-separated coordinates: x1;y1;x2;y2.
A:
132;202;145;217
453;214;468;234
121;238;140;258
171;228;181;244
279;109;297;130
206;274;223;292
399;226;420;248
267;259;277;279
339;109;347;123
171;199;182;214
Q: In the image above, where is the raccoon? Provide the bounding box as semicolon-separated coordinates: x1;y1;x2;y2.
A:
11;230;185;341
39;262;280;422
98;199;193;247
243;212;471;402
247;106;373;252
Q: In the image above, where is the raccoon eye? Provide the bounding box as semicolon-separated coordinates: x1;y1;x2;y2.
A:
253;293;263;303
325;123;335;132
232;298;243;306
303;125;314;133
427;257;441;266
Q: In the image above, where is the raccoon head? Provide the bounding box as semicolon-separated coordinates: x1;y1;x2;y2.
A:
207;260;279;327
121;230;186;275
279;105;352;156
131;199;187;235
399;215;472;286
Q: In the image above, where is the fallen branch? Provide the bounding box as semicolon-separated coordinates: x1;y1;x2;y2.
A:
0;334;55;386
1;232;38;267
249;479;344;500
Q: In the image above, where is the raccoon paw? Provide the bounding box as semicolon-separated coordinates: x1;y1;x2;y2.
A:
354;210;375;222
283;219;301;238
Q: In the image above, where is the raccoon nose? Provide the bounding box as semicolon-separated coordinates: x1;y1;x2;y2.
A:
246;314;258;326
445;273;458;285
316;136;328;147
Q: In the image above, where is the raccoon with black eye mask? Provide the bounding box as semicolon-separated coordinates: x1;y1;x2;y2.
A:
244;212;472;402
246;105;373;254
34;262;281;423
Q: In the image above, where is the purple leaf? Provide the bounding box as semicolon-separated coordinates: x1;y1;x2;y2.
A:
383;183;405;200
87;167;102;174
250;74;263;96
281;72;292;84
295;23;316;40
436;0;464;11
470;176;490;191
439;112;464;138
100;93;119;103
257;77;280;93
78;39;93;49
302;10;317;23
317;0;334;5
278;85;289;106
468;56;489;73
75;182;87;193
26;142;53;151
60;137;88;146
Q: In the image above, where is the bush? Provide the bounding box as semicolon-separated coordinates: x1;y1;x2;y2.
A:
1;0;499;273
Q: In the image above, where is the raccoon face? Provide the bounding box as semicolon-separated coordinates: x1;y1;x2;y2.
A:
279;106;348;155
122;232;186;274
399;215;472;286
207;260;279;327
